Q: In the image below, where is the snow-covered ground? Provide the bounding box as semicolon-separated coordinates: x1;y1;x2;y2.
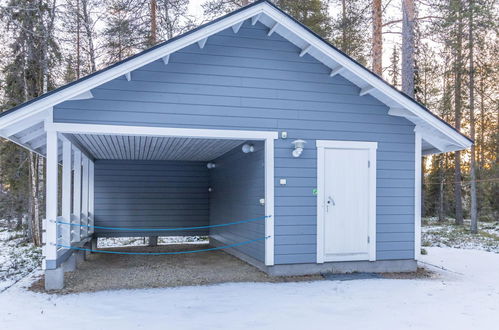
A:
0;247;498;330
97;236;208;248
422;218;499;253
0;228;41;292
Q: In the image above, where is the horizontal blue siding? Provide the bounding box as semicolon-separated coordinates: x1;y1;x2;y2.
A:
209;141;265;262
55;20;415;263
94;160;210;237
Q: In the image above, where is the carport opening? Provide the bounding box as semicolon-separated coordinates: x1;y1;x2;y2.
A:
71;133;267;266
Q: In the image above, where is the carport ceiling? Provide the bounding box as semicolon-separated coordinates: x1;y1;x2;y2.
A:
70;134;245;161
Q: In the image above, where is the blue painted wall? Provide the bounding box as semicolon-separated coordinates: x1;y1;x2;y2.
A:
94;160;210;237
55;20;415;263
209;141;265;262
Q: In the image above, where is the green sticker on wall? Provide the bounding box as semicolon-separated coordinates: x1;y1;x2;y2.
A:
312;188;318;196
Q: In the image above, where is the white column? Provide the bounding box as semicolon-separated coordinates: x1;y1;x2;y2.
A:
414;131;422;259
72;149;82;242
88;160;95;235
81;156;89;239
264;138;275;266
44;131;59;267
61;139;72;247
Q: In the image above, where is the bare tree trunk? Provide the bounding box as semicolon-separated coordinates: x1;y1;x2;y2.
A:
29;153;41;246
468;0;478;233
150;0;157;45
401;0;415;97
454;1;464;225
372;0;382;75
436;155;445;222
76;0;81;79
81;0;97;72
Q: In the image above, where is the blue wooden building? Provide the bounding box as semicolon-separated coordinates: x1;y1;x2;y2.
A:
0;1;471;290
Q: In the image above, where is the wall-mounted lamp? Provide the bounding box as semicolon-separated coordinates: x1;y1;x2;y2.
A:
207;162;216;169
242;143;255;153
291;139;306;158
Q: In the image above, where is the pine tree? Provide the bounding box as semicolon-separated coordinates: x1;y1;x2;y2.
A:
203;0;332;40
0;0;60;244
103;0;147;64
387;45;400;87
330;0;369;65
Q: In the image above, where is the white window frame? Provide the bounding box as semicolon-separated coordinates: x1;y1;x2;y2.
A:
316;140;377;263
45;122;278;266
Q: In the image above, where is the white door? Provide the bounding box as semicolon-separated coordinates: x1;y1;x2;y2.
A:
317;141;377;262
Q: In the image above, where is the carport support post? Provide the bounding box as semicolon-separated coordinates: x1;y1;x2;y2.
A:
44;130;64;290
149;236;158;246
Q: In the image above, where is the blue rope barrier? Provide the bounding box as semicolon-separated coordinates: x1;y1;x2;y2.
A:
56;236;270;255
55;215;270;232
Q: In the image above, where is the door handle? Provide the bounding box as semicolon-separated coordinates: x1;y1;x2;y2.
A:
326;196;335;212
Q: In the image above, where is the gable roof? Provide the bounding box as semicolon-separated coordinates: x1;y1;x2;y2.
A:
0;0;472;155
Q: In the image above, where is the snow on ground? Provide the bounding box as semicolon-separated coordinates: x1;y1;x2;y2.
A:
98;236;208;248
0;228;41;292
0;247;498;330
422;218;499;253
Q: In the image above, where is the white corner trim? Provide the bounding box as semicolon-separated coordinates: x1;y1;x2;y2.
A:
414;132;422;260
316;140;377;263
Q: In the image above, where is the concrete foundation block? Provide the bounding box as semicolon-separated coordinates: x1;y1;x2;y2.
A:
91;237;98;251
75;250;86;267
45;267;64;290
62;254;76;272
148;236;158;247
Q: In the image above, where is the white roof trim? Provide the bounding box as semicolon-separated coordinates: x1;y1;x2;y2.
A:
0;1;471;154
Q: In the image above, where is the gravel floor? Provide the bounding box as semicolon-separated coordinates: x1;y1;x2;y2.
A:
32;244;323;293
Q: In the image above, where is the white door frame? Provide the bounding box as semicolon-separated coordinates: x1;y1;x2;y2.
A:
45;122;278;266
316;140;377;263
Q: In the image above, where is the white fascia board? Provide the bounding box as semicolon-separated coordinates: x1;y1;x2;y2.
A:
0;3;267;130
260;4;471;150
46;122;279;140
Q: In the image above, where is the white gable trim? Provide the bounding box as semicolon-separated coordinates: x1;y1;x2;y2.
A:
0;1;471;153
